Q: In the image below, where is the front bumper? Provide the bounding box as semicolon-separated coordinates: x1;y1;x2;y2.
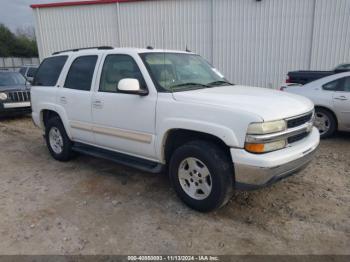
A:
231;127;320;190
0;102;31;115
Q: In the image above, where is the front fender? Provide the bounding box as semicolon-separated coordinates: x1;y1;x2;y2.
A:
156;118;240;161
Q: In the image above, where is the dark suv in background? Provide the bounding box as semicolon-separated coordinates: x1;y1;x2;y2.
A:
19;65;38;83
0;71;31;116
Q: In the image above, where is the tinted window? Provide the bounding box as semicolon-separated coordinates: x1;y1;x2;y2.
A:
323;79;341;91
27;67;37;78
342;77;350;92
19;67;26;76
33;56;68;86
64;56;97;91
99;54;145;93
0;72;26;86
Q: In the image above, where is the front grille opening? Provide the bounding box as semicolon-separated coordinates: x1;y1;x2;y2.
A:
288;132;309;144
7;91;31;102
287;113;313;128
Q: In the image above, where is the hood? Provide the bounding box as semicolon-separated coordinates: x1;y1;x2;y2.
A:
173;85;314;121
0;84;30;92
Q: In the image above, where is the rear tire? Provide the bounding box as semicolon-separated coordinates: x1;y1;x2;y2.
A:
169;140;233;212
45;116;73;161
314;108;336;139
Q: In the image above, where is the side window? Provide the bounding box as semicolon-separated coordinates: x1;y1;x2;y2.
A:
64;55;97;91
33;56;68;86
19;67;26;76
322;79;341;91
99;54;146;93
27;67;37;78
342;77;350;92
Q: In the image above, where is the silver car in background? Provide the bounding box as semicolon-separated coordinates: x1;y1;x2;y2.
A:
284;72;350;138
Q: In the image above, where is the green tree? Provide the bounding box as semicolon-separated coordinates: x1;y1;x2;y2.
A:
0;24;38;57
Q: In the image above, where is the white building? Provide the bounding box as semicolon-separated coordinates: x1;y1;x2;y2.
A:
31;0;350;88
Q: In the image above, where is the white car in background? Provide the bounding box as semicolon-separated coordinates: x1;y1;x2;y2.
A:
284;72;350;138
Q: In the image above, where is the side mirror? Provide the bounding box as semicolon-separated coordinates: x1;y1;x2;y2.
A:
117;78;148;96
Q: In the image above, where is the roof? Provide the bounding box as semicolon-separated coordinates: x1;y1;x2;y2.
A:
50;46;193;56
30;0;146;9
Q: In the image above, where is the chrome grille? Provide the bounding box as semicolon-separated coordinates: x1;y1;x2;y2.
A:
8;91;31;102
286;111;314;144
287;113;313;129
288;132;309;144
246;110;314;145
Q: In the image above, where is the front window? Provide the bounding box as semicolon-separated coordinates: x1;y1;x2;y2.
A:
140;53;231;92
0;72;26;86
99;54;146;93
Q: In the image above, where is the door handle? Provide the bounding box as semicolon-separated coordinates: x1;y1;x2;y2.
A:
59;96;67;104
334;96;348;101
93;100;103;109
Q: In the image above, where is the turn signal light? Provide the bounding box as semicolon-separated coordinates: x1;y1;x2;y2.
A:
245;143;265;153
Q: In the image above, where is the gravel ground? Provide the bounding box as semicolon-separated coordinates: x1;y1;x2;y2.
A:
0;116;349;255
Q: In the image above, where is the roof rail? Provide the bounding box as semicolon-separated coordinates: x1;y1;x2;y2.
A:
52;46;114;55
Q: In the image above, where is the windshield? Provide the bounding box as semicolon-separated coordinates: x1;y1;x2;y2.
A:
140;53;231;92
0;72;26;86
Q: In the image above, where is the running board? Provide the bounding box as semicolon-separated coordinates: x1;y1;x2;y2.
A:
72;142;164;174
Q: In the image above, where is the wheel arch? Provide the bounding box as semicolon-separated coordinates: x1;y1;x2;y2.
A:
162;128;233;165
40;109;72;139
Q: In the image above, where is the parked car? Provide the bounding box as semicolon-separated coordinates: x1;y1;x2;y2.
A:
31;47;319;212
285;64;350;86
19;65;38;83
0;71;31;116
284;72;350;138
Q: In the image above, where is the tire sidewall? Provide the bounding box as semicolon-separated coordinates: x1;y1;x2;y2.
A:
169;142;232;212
45;117;72;161
316;108;336;138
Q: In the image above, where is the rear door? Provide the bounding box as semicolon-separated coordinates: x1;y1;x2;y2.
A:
333;76;350;130
57;55;99;144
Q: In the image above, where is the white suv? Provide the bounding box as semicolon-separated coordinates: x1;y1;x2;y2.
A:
31;47;320;211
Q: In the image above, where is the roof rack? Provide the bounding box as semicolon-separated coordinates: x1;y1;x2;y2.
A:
52;46;114;55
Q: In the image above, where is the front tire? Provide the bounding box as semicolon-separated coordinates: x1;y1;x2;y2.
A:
45;116;73;161
169;141;233;212
314;108;337;138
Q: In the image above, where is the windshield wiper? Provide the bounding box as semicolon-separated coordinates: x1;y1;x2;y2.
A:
206;80;233;87
170;82;209;89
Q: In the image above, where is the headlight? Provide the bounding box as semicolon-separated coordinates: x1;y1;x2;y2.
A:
0;93;7;101
247;120;286;135
245;120;287;153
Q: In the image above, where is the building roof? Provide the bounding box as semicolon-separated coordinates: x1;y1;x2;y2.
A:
30;0;146;9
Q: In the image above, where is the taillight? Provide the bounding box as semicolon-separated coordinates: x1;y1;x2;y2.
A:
286;76;291;83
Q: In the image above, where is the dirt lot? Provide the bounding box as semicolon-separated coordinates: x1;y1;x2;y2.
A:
0;116;349;255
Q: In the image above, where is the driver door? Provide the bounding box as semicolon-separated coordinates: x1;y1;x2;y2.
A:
91;54;157;160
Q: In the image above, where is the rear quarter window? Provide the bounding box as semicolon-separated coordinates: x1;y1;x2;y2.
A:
27;67;37;78
33;56;68;86
19;67;26;76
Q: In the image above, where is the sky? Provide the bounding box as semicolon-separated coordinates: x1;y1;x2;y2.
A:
0;0;75;32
